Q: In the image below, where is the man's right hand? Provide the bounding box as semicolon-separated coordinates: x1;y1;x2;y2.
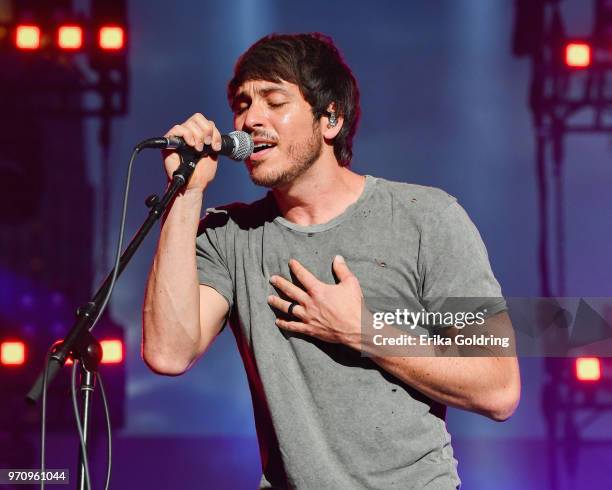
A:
162;113;223;192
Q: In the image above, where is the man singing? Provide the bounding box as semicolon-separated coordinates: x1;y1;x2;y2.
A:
142;32;520;489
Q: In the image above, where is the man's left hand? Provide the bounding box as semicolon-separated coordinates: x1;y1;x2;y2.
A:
267;256;363;349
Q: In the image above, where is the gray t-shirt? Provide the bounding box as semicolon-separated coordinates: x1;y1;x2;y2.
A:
195;175;505;489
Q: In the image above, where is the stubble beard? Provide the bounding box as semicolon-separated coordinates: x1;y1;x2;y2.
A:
249;124;323;188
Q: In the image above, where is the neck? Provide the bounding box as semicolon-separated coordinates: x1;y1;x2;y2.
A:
272;157;366;226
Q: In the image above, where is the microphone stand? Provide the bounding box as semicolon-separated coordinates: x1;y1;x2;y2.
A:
26;147;203;489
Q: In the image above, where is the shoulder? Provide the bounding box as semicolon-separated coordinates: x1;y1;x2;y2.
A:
197;193;274;235
371;176;458;218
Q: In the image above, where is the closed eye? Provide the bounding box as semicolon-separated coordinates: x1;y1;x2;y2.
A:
234;105;248;115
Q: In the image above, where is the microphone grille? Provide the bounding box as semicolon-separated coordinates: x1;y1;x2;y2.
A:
228;131;254;161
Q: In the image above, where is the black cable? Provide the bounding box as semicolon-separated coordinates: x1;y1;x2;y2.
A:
37;146;139;490
71;362;92;490
68;364;113;490
68;146;140;489
39;347;53;490
91;147;140;332
97;374;112;490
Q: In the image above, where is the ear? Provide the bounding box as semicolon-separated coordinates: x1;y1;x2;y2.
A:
321;102;344;140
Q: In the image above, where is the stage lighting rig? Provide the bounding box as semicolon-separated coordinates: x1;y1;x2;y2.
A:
514;2;612;488
514;0;612;298
0;0;129;116
0;0;128;451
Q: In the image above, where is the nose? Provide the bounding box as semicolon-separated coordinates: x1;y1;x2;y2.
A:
241;100;266;132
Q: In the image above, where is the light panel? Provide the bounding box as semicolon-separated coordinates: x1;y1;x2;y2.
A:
1;341;26;365
565;42;591;68
58;25;83;50
101;339;123;364
16;25;40;50
99;26;124;50
575;357;601;381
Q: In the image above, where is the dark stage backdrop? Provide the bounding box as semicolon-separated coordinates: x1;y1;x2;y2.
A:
3;1;612;489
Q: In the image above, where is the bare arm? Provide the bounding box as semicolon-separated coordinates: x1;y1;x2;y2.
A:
363;312;521;421
142;189;229;375
269;258;521;422
142;113;230;375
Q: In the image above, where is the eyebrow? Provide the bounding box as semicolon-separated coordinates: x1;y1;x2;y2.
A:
234;85;291;101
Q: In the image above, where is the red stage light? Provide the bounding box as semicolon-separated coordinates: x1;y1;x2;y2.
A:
58;25;83;50
99;26;124;50
575;357;601;381
1;341;26;365
62;339;123;365
16;25;41;50
565;43;591;68
101;340;123;364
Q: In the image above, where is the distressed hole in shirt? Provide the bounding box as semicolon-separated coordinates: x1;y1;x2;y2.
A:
375;259;387;268
392;388;397;392
411;198;417;203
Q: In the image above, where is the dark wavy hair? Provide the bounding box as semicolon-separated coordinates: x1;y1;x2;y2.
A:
227;33;360;167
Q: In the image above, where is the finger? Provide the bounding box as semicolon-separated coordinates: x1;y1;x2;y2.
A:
191;112;209;132
161;148;178;164
164;124;196;147
288;259;321;293
191;113;216;148
275;318;309;334
269;275;310;304
332;255;355;282
267;295;305;319
210;122;222;152
184;120;205;151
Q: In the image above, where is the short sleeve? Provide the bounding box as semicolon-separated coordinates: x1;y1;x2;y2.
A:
195;210;234;312
417;201;506;318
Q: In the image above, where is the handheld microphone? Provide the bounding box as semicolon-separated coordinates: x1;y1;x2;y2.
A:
135;130;254;161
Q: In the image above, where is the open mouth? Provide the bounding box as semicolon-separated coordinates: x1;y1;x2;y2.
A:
253;143;276;153
249;142;277;161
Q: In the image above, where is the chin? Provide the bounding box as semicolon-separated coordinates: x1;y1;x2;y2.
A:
249;169;289;188
247;161;298;188
247;145;319;188
247;160;282;188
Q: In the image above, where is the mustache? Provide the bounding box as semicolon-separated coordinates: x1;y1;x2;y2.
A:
250;129;279;143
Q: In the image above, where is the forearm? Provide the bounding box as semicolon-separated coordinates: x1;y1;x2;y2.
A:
369;351;519;421
358;313;521;421
142;189;204;374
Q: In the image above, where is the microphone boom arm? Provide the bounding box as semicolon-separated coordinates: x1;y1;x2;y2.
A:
26;146;202;403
